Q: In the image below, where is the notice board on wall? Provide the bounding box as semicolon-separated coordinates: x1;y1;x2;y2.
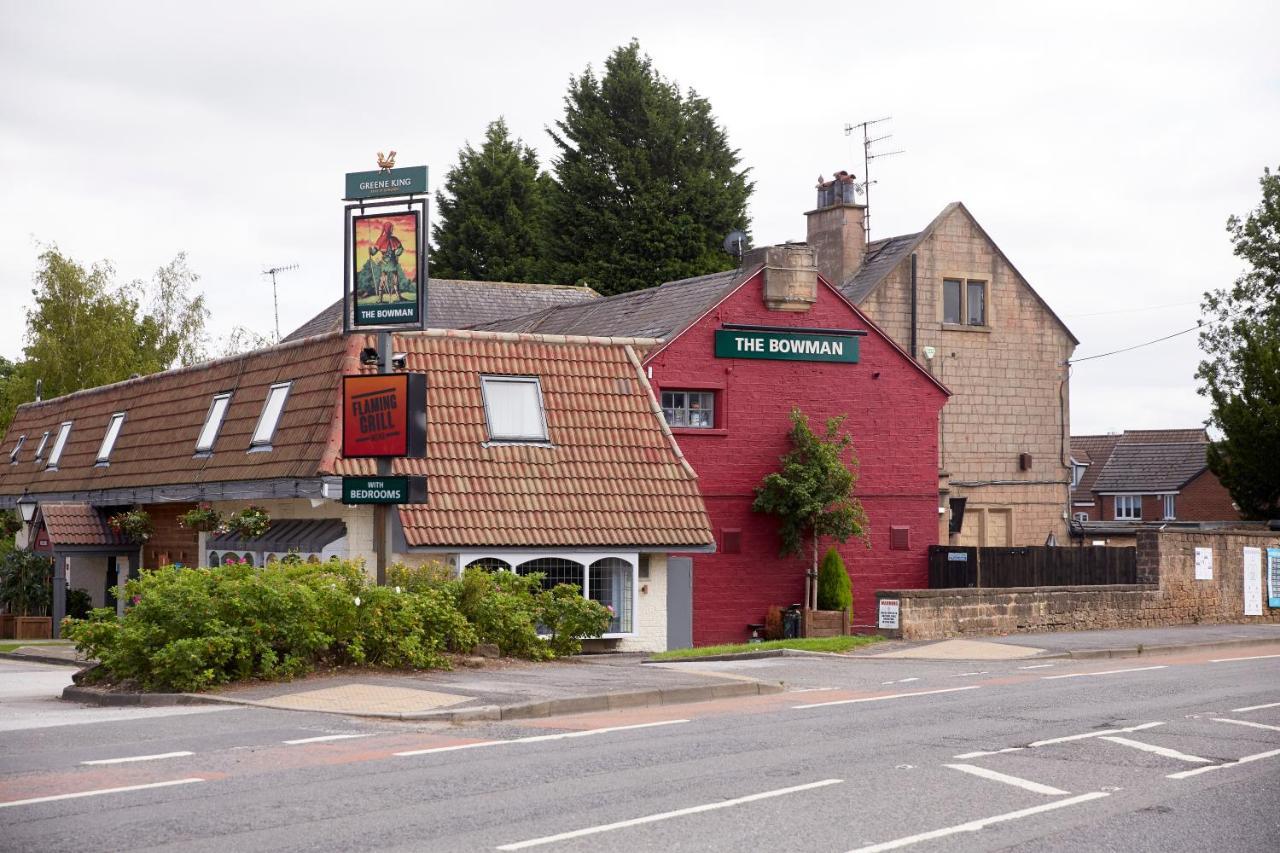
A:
1194;547;1214;581
1268;547;1280;609
1243;547;1264;616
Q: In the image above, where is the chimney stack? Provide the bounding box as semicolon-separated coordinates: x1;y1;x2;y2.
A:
743;244;817;312
805;171;866;286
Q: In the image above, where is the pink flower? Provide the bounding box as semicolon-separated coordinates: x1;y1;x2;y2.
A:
606;605;615;614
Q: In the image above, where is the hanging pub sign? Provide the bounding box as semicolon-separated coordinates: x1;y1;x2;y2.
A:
351;210;423;327
342;373;427;458
344;165;428;201
713;326;862;363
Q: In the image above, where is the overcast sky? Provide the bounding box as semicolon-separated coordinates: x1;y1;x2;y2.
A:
2;1;1276;435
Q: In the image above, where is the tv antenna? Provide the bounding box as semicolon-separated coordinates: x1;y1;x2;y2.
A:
844;117;904;243
261;264;299;342
723;230;747;266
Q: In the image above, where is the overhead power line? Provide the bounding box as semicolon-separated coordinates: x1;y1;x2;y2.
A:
1068;320;1208;365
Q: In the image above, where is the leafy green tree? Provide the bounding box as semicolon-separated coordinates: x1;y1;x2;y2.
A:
1197;166;1280;518
816;546;852;613
547;40;753;295
753;408;868;605
431;118;553;282
0;247;208;433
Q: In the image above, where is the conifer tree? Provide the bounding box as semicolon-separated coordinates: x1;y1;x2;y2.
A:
430;118;552;283
547;41;752;295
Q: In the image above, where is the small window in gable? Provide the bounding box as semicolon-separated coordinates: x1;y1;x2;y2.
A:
197;393;232;453
480;376;548;442
47;421;72;469
8;435;25;464
33;430;50;461
96;413;126;465
250;383;292;449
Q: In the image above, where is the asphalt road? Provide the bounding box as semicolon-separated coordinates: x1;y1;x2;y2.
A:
2;647;1278;852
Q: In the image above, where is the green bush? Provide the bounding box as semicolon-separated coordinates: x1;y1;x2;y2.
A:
457;568;550;660
0;545;52;616
538;584;612;657
66;587;94;620
816;546;852;613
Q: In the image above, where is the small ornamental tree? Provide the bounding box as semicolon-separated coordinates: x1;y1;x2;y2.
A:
752;408;867;607
816;546;852;613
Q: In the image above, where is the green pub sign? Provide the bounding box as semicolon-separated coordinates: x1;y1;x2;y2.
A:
713;328;860;363
344;166;429;200
341;475;427;505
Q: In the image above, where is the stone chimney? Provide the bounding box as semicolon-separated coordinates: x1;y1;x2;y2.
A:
805;171;866;286
743;244;817;312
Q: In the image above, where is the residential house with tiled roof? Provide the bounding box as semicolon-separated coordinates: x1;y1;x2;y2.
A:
1069;429;1240;545
0;330;713;650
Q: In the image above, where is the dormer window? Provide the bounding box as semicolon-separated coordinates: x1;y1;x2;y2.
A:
8;435;25;464
480;376;548;442
96;412;126;465
250;382;292;450
33;431;50;461
47;421;72;470
196;393;232;454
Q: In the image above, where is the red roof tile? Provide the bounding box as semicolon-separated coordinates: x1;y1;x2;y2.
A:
39;503;129;547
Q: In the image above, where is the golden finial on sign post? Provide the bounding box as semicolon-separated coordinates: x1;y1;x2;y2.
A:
376;150;397;171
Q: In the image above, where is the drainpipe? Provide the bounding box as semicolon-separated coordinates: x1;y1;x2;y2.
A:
910;253;918;360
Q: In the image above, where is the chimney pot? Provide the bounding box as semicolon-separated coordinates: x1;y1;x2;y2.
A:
806;169;867;286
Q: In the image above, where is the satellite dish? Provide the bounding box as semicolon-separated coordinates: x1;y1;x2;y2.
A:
722;230;747;260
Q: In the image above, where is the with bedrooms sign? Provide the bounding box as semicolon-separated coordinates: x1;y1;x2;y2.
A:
714;328;859;363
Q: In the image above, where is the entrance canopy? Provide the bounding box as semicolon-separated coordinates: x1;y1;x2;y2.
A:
207;518;346;554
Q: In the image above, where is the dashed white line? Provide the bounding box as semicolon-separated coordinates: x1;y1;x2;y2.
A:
1167;747;1280;780
81;751;193;765
880;678;920;685
1232;701;1280;713
793;685;981;710
282;734;373;745
1029;721;1165;747
1211;717;1280;733
1209;654;1280;663
953;671;989;677
943;764;1069;796
1018;664;1055;670
394;719;689;757
1042;665;1167;680
953;747;1024;759
845;792;1110;852
1099;736;1210;763
0;778;205;809
496;779;843;850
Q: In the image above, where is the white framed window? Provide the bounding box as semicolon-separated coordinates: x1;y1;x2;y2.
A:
196;393;232;453
1073;512;1089;523
1114;495;1142;520
96;412;126;465
1070;462;1088;488
480;376;548;442
47;421;73;469
1162;494;1176;520
943;277;988;326
250;383;292;449
33;430;50;461
8;435;25;464
661;390;716;429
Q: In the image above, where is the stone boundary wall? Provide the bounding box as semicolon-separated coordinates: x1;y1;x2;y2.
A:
876;528;1280;640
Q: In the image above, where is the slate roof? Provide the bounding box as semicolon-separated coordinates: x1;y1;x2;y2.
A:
38;503;129;547
328;330;715;550
208;518;347;553
1071;434;1120;497
1073;429;1211;495
282;280;599;343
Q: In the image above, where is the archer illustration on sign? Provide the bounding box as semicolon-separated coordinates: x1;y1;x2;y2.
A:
352;211;421;326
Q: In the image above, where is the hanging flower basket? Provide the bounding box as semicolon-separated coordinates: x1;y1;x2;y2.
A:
0;509;20;538
178;503;225;533
108;509;154;544
225;506;271;539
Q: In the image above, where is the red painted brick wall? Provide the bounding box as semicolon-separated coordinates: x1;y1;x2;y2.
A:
645;272;948;644
1176;470;1240;521
142;503;199;569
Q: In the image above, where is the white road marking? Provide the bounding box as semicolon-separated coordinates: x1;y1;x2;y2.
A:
1232;701;1280;713
943;764;1070;796
1029;721;1165;747
845;791;1110;852
953;671;989;677
880;678;921;685
794;685;980;710
81;751;193;766
394;719;689;757
1099;736;1211;763
282;733;373;745
1211;717;1280;733
0;778;205;809
1042;665;1167;680
1209;654;1280;663
1167;747;1280;780
953;747;1024;759
1018;664;1055;669
497;779;843;850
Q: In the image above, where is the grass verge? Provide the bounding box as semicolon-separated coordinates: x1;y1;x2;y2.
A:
650;635;882;661
0;640;71;653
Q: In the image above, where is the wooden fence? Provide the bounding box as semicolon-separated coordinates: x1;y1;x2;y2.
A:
927;545;1138;588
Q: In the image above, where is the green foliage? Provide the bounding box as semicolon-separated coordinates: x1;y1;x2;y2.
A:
0;545;52;616
538;584;613;657
456;568;551;660
547;40;753;295
432;118;553;283
108;509;154;544
0;248;208;434
225;506;271;538
752;408;868;573
650;634;882;661
0;509;20;540
66;587;94;620
1197;166;1280;519
816;547;852;613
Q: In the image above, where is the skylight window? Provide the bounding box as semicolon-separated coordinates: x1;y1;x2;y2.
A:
196;393;232;453
96;412;126;465
480;376;548;442
8;435;25;464
250;382;292;449
47;421;72;469
33;431;50;461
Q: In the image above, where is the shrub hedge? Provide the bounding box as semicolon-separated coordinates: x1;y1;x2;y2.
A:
64;560;612;693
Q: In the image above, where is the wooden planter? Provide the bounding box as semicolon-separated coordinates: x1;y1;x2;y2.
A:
801;608;849;638
14;617;52;640
0;613;15;639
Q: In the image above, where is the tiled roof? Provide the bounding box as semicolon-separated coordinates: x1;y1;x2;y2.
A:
1092;442;1209;493
329;330;715;550
281;279;599;343
39;503;129;547
0;334;348;498
1070;434;1120;497
1116;429;1207;445
472;267;751;339
843;233;921;304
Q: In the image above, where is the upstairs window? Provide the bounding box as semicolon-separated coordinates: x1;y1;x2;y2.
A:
8;434;25;464
33;430;50;461
47;421;72;469
662;390;715;429
250;383;292;449
480;376;548;442
1114;495;1141;520
196;393;232;453
1162;494;1176;520
966;281;986;325
943;278;988;327
96;413;126;465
